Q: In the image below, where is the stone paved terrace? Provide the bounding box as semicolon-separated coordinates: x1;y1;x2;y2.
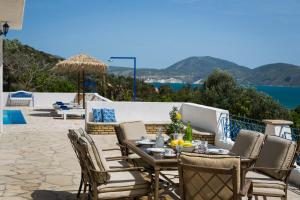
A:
0;107;300;200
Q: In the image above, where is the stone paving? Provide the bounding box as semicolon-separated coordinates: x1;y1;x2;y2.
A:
0;107;299;200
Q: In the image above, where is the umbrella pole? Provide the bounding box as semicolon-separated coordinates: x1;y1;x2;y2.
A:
77;71;80;104
82;70;85;109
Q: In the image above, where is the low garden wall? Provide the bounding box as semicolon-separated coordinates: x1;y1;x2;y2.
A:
85;101;221;144
87;122;215;144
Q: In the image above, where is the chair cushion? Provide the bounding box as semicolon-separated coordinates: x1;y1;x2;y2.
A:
102;109;116;122
160;170;179;184
255;135;297;180
231;129;264;159
93;108;103;122
246;171;286;190
97;171;149;199
119;121;148;141
252;187;285;197
180;153;240;198
107;160;130;169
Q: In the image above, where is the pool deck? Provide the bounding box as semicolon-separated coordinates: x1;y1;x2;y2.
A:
0;107;300;200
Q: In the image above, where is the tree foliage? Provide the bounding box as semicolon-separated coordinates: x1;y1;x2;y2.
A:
3;39;76;92
200;70;291;120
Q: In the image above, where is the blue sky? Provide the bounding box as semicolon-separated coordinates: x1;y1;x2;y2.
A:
7;0;300;68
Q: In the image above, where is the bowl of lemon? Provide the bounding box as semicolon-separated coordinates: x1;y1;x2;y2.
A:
169;140;195;153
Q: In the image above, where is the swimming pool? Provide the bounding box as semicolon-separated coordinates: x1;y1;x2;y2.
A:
3;110;27;124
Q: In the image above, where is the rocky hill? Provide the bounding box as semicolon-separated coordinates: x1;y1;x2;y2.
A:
109;57;300;86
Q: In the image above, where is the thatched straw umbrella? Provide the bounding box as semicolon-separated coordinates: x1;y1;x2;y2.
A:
52;54;107;108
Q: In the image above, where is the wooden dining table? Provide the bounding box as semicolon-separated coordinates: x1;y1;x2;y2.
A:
124;140;251;200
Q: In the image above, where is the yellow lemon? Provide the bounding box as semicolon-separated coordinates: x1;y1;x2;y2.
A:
176;113;182;120
170;140;178;146
178;139;184;145
183;142;193;147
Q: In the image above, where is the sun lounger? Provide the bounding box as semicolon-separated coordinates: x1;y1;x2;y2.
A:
56;108;85;120
52;101;80;109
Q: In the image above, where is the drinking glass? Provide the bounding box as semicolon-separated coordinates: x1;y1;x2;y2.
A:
202;141;208;151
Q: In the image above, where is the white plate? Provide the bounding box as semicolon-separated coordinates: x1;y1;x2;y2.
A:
147;148;165;153
207;148;229;155
164;153;177;157
136;140;156;145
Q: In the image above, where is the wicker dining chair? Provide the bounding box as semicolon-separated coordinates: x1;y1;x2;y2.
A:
70;129;151;200
246;135;300;200
231;129;265;160
178;153;242;200
68;129;90;199
117;121;148;155
117;121;155;169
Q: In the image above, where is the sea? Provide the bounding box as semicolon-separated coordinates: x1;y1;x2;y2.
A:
151;83;300;109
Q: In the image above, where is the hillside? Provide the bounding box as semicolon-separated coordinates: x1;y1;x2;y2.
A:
247;63;300;86
109;57;300;86
163;56;250;83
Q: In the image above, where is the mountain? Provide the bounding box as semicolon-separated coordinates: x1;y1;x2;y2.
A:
108;57;300;86
163;56;250;83
247;63;300;86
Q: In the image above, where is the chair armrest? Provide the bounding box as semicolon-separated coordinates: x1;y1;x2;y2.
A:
106;156;130;161
250;166;294;172
102;148;121;151
116;143;126;148
90;167;144;174
106;167;144;172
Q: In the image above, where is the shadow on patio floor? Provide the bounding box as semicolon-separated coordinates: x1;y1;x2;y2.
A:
31;190;79;200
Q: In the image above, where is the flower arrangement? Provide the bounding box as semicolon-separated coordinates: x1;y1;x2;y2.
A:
167;106;184;134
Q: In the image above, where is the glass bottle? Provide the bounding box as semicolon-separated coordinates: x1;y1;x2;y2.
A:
185;121;193;142
155;128;164;148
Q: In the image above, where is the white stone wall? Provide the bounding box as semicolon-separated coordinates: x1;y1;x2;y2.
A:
179;103;232;148
32;92;77;108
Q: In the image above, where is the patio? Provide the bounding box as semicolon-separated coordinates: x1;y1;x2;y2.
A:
0;107;299;199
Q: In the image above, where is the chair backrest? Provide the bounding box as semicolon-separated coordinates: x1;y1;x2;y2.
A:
68;129;85;171
119;121;148;141
68;129;111;184
231;129;265;159
179;153;240;200
255;135;297;180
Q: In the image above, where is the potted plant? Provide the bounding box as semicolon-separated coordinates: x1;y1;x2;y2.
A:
167;106;184;137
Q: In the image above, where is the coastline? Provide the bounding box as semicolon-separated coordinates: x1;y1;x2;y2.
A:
150;82;300;109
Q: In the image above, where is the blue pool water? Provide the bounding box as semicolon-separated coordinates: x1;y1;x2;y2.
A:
3;110;27;124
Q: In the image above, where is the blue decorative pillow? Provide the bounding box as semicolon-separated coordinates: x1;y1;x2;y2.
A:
102;109;116;122
92;108;103;122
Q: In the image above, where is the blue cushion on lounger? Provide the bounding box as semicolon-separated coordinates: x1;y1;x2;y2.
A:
56;101;64;105
102;109;116;122
60;105;70;110
93;108;103;122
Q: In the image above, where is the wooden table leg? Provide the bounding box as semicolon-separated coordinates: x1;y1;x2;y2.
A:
154;167;160;200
